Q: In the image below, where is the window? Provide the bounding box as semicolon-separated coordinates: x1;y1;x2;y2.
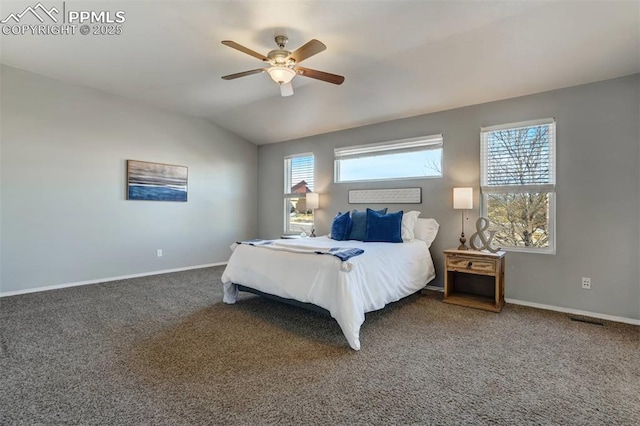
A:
480;118;556;253
284;153;314;234
334;135;443;183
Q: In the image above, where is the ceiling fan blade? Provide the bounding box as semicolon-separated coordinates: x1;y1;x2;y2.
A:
221;40;269;62
288;39;326;63
221;69;266;80
294;66;345;85
280;82;294;97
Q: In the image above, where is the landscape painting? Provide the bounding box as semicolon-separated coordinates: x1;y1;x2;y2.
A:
127;160;188;202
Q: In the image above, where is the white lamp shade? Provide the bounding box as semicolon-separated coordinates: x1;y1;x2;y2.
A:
267;66;296;84
306;192;319;210
453;187;473;209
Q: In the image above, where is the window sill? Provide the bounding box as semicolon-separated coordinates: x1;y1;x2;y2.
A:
499;246;556;255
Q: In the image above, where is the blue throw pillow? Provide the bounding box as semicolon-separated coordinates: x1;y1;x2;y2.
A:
364;209;403;243
348;208;387;241
330;211;352;241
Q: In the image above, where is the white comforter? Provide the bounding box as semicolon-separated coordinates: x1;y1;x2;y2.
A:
221;236;435;350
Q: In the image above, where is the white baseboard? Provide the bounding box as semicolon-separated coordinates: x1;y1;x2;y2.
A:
422;286;639;326
0;262;228;298
425;285;444;292
505;298;640;326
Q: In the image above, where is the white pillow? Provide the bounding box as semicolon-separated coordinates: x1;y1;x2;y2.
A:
401;210;421;241
413;218;440;247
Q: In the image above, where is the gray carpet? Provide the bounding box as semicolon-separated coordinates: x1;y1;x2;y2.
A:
1;266;638;425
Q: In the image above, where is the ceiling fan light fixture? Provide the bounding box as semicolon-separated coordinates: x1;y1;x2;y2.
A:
267;66;296;84
221;37;344;93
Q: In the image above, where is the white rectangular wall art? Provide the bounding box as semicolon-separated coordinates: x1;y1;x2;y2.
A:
348;188;422;204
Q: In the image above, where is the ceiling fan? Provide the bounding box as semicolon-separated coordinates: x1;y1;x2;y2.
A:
221;36;345;97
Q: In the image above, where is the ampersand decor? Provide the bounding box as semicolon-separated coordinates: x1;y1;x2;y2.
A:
469;217;501;253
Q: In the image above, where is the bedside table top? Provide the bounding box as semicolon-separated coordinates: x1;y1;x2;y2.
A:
444;248;506;259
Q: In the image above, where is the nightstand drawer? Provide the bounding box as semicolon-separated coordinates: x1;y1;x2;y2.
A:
447;257;495;275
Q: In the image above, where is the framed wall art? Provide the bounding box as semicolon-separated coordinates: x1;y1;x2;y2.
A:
126;160;188;202
348;187;422;204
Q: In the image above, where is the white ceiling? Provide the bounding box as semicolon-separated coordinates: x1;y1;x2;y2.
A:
1;1;638;145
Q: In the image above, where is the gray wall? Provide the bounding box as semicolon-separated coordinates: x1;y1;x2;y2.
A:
0;65;258;294
258;74;640;320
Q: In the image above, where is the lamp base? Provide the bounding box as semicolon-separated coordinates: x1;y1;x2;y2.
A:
458;232;469;250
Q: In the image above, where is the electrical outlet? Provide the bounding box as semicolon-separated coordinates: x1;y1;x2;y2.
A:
157;249;163;257
581;277;591;289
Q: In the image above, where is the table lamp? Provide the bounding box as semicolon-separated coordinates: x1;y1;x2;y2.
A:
453;187;473;250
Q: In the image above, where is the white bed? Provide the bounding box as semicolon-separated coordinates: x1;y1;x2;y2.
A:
221;236;436;350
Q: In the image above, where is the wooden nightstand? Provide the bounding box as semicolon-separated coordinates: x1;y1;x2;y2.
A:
443;249;506;313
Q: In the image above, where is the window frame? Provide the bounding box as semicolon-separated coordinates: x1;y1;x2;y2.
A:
334;134;443;183
480;118;556;254
283;152;315;235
